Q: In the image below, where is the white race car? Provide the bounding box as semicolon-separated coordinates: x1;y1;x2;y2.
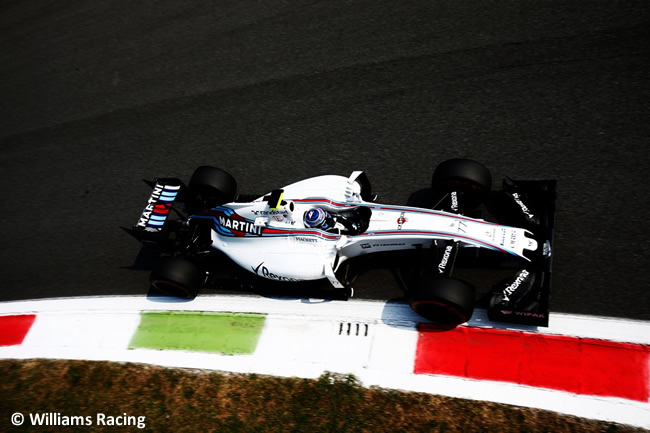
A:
125;159;556;326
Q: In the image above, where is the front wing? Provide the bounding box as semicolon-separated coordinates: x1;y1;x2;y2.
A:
486;178;556;327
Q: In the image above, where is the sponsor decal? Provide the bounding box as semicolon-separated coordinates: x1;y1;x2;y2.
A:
137;183;179;231
511;193;535;220
509;230;518;248
397;212;407;230
361;243;371;249
500;310;546;319
437;245;454;274
499;228;507;246
450;191;459;212
296;237;318;243
251;209;288;222
370;242;406;248
137;185;163;228
251;210;289;216
503;269;530;302
252;262;302;282
516;311;545;318
218;215;263;236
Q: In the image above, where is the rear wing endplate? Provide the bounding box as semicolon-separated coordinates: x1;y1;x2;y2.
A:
121;178;186;251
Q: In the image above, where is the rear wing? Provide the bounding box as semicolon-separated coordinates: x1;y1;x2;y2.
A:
122;178;185;250
487;178;557;327
135;179;182;232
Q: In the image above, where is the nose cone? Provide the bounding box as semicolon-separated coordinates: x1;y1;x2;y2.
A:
524;231;538;251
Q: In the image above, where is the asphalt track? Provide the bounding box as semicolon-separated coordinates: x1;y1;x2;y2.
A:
1;1;648;320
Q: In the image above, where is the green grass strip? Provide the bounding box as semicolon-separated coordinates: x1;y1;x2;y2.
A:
128;311;266;355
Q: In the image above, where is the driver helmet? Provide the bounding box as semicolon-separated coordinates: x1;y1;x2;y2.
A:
303;207;333;229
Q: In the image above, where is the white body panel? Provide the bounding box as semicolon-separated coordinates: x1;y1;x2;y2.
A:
191;173;537;284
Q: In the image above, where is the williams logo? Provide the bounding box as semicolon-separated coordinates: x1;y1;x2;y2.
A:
397;212;407;230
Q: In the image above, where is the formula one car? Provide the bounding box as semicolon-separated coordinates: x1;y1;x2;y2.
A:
124;159;556;327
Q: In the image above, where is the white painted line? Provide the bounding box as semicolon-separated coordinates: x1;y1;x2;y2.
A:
22;312;141;350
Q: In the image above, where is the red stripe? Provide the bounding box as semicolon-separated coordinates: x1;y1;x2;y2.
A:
0;314;36;346
414;325;650;402
262;227;340;240
154;204;171;213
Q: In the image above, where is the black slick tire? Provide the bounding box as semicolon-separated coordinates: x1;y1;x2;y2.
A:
189;166;237;207
150;257;203;299
407;274;475;326
432;158;492;210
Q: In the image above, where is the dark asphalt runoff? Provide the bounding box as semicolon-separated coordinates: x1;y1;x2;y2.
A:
1;1;648;320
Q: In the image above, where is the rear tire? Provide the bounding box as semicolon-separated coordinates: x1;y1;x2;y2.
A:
407;274;475;326
189;166;237;208
150;257;204;299
432;158;492;211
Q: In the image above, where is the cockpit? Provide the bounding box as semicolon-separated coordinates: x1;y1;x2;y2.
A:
302;206;371;235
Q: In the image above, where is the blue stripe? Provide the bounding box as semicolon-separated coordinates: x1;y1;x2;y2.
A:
216;225;233;236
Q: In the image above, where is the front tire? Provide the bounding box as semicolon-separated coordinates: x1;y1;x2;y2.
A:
150;257;204;299
407;274;475;326
432;158;492;211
